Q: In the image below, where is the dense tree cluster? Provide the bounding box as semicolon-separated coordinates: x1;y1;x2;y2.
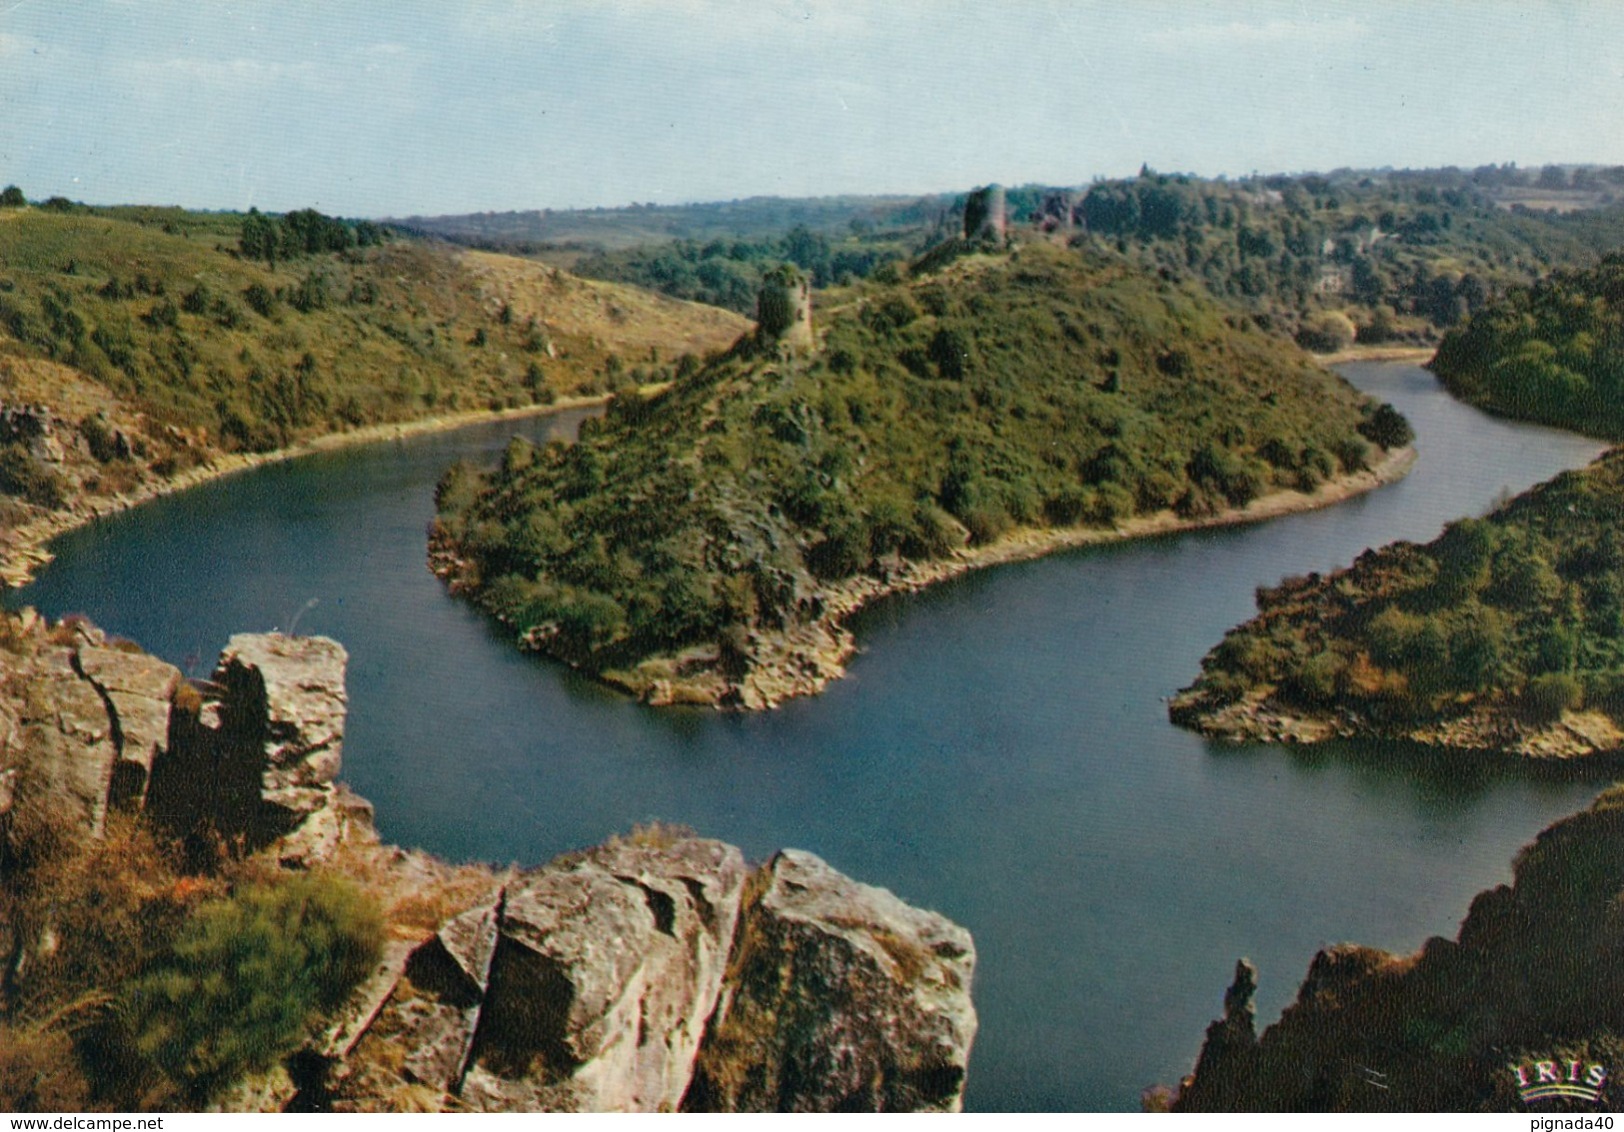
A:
571;223;906;314
1069;166;1624;344
239;207;387;266
1431;253;1624;438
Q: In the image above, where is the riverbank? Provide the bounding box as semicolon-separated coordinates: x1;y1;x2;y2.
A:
581;444;1417;710
1170;682;1624;759
1318;344;1436;365
0;394;609;591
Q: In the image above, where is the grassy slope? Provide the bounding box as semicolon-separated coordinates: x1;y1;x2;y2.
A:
432;240;1404;706
1171;448;1624;754
0;206;748;571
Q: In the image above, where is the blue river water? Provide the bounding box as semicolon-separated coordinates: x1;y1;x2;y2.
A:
6;362;1614;1109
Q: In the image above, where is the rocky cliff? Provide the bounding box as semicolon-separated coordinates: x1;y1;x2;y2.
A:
0;611;976;1112
1175;787;1624;1112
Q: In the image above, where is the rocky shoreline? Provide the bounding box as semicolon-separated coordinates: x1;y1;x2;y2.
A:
0;394;610;592
1169;684;1624;760
435;445;1416;712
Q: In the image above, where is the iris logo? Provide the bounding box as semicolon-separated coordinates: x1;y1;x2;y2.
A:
1510;1058;1608;1104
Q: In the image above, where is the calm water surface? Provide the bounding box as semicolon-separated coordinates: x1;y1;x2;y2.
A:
8;363;1615;1110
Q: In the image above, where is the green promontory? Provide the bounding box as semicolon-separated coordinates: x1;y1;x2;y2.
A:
431;241;1411;709
1431;252;1624;439
1171;448;1624;756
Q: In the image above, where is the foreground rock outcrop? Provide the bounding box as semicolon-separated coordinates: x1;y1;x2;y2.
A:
684;848;976;1112
330;836;977;1113
0;612;976;1112
1175;787;1624;1111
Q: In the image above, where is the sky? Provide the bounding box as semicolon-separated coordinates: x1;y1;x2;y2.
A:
1;1;1622;218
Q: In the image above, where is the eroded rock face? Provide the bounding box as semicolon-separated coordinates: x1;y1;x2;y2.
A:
1174;792;1624;1111
1;615;981;1113
0;618;184;840
76;643;182;811
685;849;978;1113
146;632;352;863
461;836;747;1112
337;837;976;1114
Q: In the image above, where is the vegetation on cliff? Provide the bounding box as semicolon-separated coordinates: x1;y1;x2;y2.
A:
0;807;382;1108
1172;448;1624;753
1431;253;1624;439
1177;786;1624;1111
432;240;1406;703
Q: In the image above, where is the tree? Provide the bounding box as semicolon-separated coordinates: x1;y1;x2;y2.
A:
0;185;25;208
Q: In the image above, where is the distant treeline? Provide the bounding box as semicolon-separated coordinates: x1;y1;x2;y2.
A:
569;225;910;314
1069;166;1624;348
402;167;1624;346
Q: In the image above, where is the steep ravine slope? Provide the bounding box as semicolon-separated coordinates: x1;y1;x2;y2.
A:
1176;787;1624;1112
0;611;975;1112
0;206;748;588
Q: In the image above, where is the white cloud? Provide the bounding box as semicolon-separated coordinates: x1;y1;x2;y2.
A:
128;55;334;93
0;31;41;57
1146;16;1367;52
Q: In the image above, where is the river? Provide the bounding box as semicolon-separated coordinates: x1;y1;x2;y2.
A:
5;361;1614;1110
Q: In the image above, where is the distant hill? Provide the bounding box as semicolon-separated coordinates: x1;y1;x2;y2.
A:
430;239;1409;709
392;193;956;252
1171;447;1624;757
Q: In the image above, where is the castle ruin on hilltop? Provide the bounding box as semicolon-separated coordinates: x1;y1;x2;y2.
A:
964;184;1008;243
756;264;814;351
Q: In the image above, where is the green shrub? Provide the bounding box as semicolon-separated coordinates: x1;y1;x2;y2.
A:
121;874;383;1100
961;504;1012;546
806;517;871;579
902;504;963;559
1294;311;1356;353
1331;434;1371;473
1357;402;1414;449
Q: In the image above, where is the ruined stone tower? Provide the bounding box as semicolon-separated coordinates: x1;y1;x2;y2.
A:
964;184;1008;244
756;265;814;351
